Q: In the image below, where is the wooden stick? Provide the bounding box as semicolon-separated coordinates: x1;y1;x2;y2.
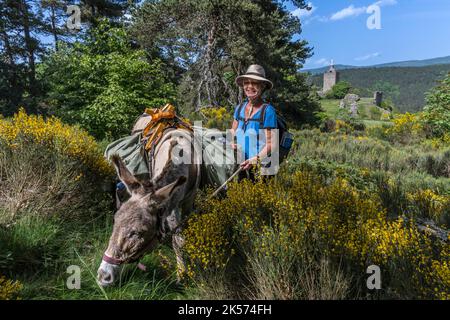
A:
209;166;243;199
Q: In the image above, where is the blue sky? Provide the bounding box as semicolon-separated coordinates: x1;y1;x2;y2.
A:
287;0;450;69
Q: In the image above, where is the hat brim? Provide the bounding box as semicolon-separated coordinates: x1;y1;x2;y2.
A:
235;75;273;90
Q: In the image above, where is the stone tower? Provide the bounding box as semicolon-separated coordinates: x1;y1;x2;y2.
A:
323;61;339;93
374;91;383;107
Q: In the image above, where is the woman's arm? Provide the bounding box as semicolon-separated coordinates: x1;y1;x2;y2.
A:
257;128;275;160
230;119;238;149
240;128;275;170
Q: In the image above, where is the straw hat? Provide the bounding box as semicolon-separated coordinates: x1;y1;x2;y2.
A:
235;64;273;90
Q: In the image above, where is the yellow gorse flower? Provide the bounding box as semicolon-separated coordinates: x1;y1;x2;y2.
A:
0;108;113;176
183;169;450;299
0;275;22;300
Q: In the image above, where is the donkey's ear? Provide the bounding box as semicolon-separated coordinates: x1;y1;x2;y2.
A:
154;176;187;201
111;154;141;194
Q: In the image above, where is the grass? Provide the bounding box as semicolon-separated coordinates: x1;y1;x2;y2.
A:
320;99;341;118
320;98;393;125
1;212;188;300
362;119;392;128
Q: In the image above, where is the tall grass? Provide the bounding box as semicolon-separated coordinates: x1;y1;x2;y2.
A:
292;129;450;179
288;129;450;227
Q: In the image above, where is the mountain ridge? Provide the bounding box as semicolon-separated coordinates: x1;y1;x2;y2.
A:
303;55;450;75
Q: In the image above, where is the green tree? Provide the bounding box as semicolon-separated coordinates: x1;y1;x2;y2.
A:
326;81;351;99
40;21;176;140
372;80;400;102
0;0;48;114
131;0;321;126
39;0;72;51
79;0;138;26
421;72;450;137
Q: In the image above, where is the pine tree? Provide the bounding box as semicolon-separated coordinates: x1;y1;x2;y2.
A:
39;0;72;51
0;0;45;114
79;0;138;26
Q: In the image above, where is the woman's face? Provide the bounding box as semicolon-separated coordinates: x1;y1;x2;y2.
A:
243;79;265;100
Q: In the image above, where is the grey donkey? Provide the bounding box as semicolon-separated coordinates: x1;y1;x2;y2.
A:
97;129;201;287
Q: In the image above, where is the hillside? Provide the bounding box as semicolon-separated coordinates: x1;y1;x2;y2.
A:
303;55;450;74
320;98;393;128
308;64;450;113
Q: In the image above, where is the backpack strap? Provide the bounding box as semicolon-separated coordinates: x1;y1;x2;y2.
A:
236;102;246;122
236;102;269;124
259;104;269;126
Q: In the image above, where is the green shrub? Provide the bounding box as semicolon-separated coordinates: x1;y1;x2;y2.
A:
421;72;450;138
326;81;352;99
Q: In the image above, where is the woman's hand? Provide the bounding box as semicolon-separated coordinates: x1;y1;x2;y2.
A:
240;157;258;170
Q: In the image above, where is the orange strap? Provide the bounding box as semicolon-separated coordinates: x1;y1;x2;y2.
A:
141;104;192;152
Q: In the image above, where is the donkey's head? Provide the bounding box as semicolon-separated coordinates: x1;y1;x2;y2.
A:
97;155;186;287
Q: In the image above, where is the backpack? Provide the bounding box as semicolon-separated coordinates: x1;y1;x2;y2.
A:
236;102;294;164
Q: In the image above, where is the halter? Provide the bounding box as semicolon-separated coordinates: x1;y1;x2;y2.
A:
102;232;161;266
102;209;166;267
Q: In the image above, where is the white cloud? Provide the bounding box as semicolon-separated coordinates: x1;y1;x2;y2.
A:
330;0;397;21
292;2;317;19
330;5;366;21
355;52;381;61
374;0;398;7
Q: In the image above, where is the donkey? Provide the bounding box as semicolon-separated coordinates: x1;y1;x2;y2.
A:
97;129;201;287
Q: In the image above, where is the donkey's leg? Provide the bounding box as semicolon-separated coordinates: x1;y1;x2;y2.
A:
172;233;186;283
166;207;186;282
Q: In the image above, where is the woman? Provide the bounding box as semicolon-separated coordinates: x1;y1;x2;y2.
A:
230;64;278;180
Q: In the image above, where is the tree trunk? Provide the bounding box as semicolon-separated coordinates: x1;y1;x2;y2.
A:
50;4;58;51
20;0;38;103
0;28;15;65
196;21;218;110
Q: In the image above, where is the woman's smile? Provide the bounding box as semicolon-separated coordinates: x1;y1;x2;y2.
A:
243;80;264;99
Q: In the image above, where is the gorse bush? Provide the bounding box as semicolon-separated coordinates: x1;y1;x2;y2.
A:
199;107;233;131
422;72;450;138
184;169;450;299
406;189;450;226
0;108;113;176
288;129;450;226
0;109;114;224
0;275;22;300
